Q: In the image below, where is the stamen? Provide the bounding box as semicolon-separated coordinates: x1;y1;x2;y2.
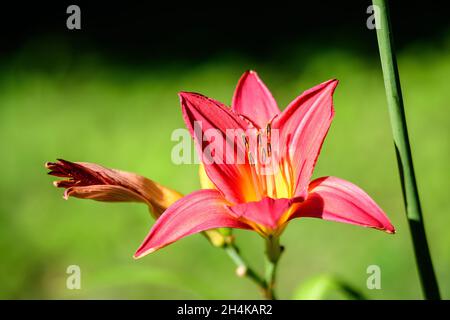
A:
266;123;271;141
285;155;295;196
269;162;278;198
242;134;249;151
280;159;292;197
248;152;255;166
266;123;273;158
254;129;268;195
261;147;267;164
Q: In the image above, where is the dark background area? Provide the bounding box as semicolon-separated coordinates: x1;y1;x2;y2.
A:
1;1;449;61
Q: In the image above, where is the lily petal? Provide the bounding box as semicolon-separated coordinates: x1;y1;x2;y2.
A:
273;79;338;199
60;184;149;203
180;92;257;203
292;176;395;233
134;189;250;258
46;159;183;218
229;197;294;234
232;70;280;128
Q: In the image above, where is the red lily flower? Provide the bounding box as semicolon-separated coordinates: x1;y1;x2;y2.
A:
134;71;395;258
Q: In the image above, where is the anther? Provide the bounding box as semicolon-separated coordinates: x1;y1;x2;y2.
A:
242;134;249;151
248;152;255;166
266;123;271;141
242;134;250;152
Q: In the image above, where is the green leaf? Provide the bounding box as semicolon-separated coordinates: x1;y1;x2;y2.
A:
292;274;365;300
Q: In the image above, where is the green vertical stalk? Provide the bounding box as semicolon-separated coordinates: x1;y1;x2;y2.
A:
263;236;282;300
372;0;440;299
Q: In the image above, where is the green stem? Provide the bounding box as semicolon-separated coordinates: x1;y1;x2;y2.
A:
264;258;277;300
373;0;440;300
263;236;282;300
224;244;266;290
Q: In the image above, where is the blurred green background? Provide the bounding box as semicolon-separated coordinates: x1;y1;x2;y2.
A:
0;2;449;299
